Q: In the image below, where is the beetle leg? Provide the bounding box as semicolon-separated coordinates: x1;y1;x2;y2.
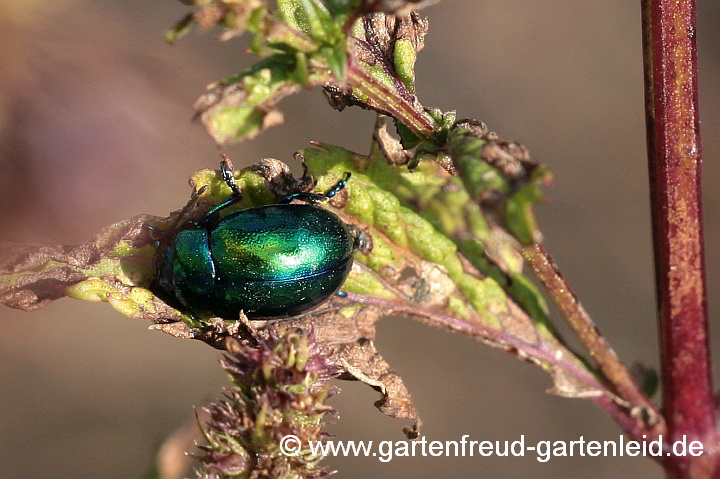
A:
205;196;244;220
205;158;245;219
220;156;242;197
276;192;327;204
348;224;373;254
277;172;352;204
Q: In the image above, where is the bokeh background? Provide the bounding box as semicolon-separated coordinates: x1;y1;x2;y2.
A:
1;1;719;477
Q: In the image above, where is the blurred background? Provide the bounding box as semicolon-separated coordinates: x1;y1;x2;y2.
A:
1;1;719;477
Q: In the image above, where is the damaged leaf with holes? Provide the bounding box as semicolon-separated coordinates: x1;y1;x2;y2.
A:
0;131;598;433
184;0;353;144
173;0;436;144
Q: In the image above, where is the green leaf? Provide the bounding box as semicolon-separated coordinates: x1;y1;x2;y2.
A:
193;56;302;144
167;0;270;42
505;167;552;244
395;121;423;149
394;38;417;93
444;121;552;245
276;0;311;32
173;2;435;143
370;117;558;334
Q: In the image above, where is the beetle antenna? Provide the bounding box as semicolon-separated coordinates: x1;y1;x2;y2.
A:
142;222;163;242
143;184;208;241
172;184;209;229
323;172;352;199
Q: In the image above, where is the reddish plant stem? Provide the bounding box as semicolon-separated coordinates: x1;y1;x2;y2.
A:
641;0;715;474
522;245;663;425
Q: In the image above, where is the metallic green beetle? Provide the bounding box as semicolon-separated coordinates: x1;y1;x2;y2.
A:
152;160;357;320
